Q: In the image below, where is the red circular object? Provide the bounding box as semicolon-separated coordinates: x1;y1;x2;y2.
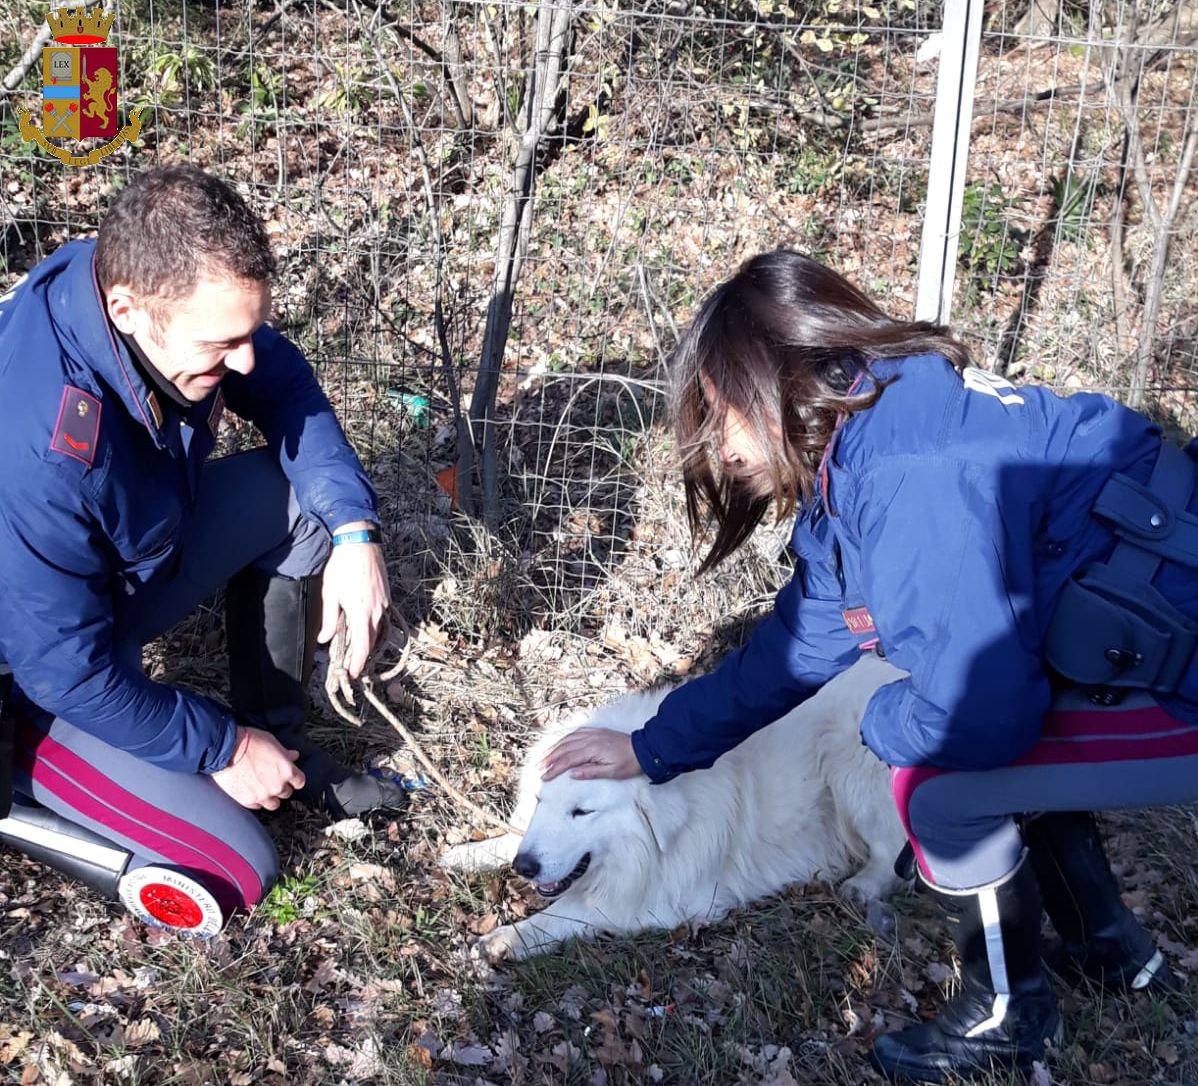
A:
68;103;77;113
138;882;204;928
44;103;53;112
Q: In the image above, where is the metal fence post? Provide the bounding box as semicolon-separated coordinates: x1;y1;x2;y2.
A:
915;0;985;325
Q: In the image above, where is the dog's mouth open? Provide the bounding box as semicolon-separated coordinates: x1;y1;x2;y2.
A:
535;853;591;899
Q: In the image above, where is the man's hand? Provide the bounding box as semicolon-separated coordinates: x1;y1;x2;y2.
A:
539;727;644;781
211;726;306;810
318;521;391;679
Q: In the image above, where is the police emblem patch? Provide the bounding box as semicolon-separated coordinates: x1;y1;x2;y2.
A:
51;385;101;466
15;5;148;168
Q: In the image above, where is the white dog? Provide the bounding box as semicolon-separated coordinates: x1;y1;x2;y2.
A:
442;654;908;962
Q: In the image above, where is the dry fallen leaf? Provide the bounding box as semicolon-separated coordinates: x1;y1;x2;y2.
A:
445;1041;491;1066
348;862;396;891
0;1031;33;1065
304;958;338;994
1155;1041;1180;1066
469;910;500;936
124;1019;161;1047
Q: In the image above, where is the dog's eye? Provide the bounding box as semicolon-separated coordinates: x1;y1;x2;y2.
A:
570;807;592;818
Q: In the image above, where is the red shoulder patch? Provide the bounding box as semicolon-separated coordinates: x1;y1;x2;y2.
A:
842;606;876;636
50;385;101;467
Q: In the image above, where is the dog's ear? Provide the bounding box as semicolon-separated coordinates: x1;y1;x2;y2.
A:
633;790;687;855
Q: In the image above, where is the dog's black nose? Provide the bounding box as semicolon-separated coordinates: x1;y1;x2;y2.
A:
513;852;540;880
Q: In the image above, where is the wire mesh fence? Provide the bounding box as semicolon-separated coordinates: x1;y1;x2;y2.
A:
950;0;1198;423
2;0;1196;638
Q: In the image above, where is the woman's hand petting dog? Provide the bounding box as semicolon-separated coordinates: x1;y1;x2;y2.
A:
539;727;643;781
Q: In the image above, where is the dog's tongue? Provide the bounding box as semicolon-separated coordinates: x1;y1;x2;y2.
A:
536;881;561;897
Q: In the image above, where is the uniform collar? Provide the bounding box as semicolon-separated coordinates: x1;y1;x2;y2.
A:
46;240;169;449
116;324;190;420
817;368;871;513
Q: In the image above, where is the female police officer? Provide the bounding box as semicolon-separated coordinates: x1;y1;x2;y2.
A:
541;250;1195;1082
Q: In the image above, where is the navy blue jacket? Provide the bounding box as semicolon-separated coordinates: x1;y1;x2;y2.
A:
632;355;1198;781
0;240;378;774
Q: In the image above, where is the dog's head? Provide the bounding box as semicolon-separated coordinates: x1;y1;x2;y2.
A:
511;687;687;900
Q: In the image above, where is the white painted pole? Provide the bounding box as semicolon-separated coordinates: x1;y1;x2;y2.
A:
914;0;985;324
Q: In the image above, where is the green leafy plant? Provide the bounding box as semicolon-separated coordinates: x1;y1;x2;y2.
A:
247;62;281;113
148;44;217;102
1051;169;1101;246
315;63;373;115
958;182;1027;281
261;873;319;924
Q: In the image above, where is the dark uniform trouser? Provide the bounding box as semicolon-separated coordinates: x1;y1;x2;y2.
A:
10;449;331;914
893;685;1198;891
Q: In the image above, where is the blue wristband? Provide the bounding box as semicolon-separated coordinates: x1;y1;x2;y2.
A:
332;526;382;546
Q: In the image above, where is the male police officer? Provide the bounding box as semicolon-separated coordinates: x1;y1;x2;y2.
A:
0;165;405;921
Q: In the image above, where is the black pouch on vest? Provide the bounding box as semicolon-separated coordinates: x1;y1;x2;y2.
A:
1045;565;1198;691
0;668;13;820
1044;442;1198;695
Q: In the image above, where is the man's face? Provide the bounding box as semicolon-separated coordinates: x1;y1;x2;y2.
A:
106;272;271;402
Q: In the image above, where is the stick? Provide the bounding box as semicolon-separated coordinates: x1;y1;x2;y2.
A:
324;610;517;835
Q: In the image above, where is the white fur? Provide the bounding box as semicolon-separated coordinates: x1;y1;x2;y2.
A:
442;654;908;961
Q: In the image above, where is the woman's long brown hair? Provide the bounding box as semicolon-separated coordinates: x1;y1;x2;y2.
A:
671;250;972;571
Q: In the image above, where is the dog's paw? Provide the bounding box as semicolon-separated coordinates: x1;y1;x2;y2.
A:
440;841;484;872
864;898;898;943
839;871;894;911
473;924;526;965
440;833;521;874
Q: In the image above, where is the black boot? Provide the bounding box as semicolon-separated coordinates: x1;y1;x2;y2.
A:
870;854;1060;1083
1025;811;1173;993
225;568;406;820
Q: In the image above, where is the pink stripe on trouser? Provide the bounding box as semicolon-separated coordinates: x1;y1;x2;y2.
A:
17;731;264;911
890;701;1198;884
1011;703;1198;766
889;764;946;882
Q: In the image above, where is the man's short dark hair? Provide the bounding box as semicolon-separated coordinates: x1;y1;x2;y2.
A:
95;165;276;304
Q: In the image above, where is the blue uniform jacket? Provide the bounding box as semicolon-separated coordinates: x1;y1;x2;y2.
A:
631;355;1198;781
0;240;378;774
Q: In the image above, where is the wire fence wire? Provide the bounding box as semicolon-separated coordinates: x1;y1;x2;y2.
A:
1;0;1196;634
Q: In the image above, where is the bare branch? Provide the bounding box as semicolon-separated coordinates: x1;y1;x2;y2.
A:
469;0;575;525
1094;1;1198;408
1129;123;1197;408
438;0;475;130
1;24;52;95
